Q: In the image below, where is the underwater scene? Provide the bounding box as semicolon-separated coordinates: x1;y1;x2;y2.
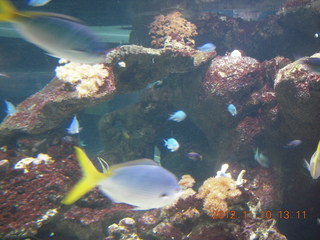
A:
1;0;320;239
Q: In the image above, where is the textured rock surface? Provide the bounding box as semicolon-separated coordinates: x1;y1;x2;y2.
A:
274;56;320;140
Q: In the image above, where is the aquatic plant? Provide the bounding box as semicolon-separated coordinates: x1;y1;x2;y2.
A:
149;11;198;48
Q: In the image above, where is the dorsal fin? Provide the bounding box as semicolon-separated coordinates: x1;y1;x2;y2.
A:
109;158;158;171
21;11;84;24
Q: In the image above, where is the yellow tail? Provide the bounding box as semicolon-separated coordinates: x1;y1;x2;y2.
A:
62;146;109;205
312;140;320;177
0;0;18;21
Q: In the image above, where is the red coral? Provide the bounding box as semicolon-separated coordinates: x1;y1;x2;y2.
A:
0;154;79;238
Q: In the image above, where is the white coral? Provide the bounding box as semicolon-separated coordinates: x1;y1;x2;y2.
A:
55;61;109;98
14;153;54;173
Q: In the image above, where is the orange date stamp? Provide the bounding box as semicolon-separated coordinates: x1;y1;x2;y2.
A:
211;210;307;220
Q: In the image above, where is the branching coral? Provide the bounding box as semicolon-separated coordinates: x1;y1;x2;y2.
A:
197;176;242;215
55;61;110;98
149;11;198;48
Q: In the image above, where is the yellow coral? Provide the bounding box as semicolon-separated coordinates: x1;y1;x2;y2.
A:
197;176;241;217
179;174;195;189
55;62;109;98
149;11;198;48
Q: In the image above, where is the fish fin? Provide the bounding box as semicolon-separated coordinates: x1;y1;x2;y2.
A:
21;11;83;23
45;52;60;59
131;206;152;211
97;156;109;173
311;141;320;177
61;146;108;205
109;158;158;171
304;158;310;171
0;0;18;21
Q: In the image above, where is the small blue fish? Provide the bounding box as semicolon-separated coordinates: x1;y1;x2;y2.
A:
227;104;237;116
0;0;106;64
168;110;186;122
62;147;181;210
4;100;17;116
164;138;180;152
196;43;216;52
66;115;81;134
186;152;202;161
305;141;320;179
283;140;302;148
254;148;270;168
28;0;52;7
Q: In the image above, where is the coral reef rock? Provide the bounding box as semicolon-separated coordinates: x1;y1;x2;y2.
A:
274;54;320;140
149;10;198;49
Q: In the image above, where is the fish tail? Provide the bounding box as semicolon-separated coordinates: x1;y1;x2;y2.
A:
311;140;320;177
0;0;18;21
62;146;108;205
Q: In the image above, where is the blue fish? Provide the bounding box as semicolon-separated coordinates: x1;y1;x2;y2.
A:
28;0;52;7
196;43;216;52
168;110;186;122
254;148;270;168
164;138;180;152
0;0;106;64
227;104;237;116
4;100;16;116
62;147;181;210
283;140;302;148
66;115;81;134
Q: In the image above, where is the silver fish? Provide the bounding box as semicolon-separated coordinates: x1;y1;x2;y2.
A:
305;141;320;179
62;147;181;210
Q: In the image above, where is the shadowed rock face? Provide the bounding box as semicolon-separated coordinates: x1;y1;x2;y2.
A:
275;57;320;140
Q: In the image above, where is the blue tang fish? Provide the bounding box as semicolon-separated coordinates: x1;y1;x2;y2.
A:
4;100;17;116
227;104;237;116
28;0;52;7
168;110;186;122
196;43;216;52
305;141;320;179
66;115;81;134
164;138;180;152
0;0;106;64
62;147;181;210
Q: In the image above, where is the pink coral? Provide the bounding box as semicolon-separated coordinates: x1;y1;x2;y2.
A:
149;11;198;48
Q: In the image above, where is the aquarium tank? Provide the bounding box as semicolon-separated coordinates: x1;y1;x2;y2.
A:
1;0;320;239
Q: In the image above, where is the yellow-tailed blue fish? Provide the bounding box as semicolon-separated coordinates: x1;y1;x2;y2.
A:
0;0;106;63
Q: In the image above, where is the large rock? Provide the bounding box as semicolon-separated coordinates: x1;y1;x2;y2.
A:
0;45;215;145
